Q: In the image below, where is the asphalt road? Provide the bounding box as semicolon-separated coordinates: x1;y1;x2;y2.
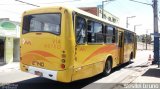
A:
0;64;130;89
0;50;153;89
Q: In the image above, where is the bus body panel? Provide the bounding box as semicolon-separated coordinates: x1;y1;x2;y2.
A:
20;6;136;83
72;44;119;81
21;34;63;70
20;7;74;82
124;43;134;62
72;61;104;81
133;33;137;58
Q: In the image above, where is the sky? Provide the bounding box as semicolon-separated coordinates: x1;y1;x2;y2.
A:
0;0;159;35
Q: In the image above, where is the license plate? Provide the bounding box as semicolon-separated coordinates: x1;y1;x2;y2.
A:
35;71;43;77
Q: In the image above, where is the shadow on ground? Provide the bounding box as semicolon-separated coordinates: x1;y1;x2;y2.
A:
142;68;160;78
122;61;149;72
0;62;131;89
0;62;5;66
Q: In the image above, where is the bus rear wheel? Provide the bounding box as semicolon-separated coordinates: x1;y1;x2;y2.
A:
129;53;133;63
102;59;112;76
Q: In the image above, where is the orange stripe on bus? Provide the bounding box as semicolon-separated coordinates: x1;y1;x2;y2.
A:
22;53;50;63
83;45;116;63
28;50;60;59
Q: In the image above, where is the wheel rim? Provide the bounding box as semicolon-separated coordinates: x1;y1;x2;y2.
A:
129;54;133;62
106;60;111;74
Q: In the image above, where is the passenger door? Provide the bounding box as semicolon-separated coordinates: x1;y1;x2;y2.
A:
118;30;124;64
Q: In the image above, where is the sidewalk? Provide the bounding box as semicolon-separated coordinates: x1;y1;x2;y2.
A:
111;63;160;89
0;62;20;72
132;65;160;83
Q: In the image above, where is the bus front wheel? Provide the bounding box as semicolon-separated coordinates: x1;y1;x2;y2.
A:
102;59;112;76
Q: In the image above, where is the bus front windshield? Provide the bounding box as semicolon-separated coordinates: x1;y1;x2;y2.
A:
22;13;61;35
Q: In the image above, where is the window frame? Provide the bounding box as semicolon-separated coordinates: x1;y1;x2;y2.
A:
75;15;87;45
124;31;134;44
22;13;62;35
124;31;128;44
87;20;104;44
104;24;117;44
94;22;104;43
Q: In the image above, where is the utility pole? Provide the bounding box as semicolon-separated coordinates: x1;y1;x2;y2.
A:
129;0;159;66
102;0;114;18
153;0;159;65
102;1;105;18
146;30;148;50
145;29;151;50
134;24;141;33
126;16;136;28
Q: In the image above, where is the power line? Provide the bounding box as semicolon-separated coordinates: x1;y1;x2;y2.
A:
129;0;152;6
35;0;81;4
0;0;81;5
145;0;151;4
14;0;82;7
15;0;40;7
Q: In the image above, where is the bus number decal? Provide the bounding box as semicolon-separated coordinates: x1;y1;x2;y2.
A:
44;39;61;49
22;39;31;45
44;44;61;49
79;47;86;52
32;61;44;67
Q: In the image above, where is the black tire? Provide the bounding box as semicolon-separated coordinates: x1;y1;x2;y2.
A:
102;59;112;76
129;53;133;63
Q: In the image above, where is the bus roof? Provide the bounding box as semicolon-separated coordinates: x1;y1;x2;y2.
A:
23;6;135;34
65;6;134;33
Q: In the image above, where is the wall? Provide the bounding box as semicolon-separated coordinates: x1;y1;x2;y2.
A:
0;19;20;64
79;6;119;24
5;37;13;63
13;38;20;62
97;7;119;24
79;7;98;16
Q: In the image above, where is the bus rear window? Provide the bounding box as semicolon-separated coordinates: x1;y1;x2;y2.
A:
22;13;61;35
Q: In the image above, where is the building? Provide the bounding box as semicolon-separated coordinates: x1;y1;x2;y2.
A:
0;18;20;64
79;6;119;24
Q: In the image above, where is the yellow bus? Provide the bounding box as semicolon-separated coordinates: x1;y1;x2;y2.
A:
20;6;137;83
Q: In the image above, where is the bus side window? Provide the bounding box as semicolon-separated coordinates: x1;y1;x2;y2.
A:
75;16;86;44
87;24;91;42
124;31;127;43
124;31;129;44
129;33;133;43
105;25;115;43
87;21;103;43
112;27;116;43
87;21;94;43
94;22;103;43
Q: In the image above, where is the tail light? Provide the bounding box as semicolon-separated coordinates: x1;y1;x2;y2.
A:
61;64;65;69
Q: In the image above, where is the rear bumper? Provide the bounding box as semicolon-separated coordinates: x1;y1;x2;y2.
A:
28;66;57;80
20;63;73;83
